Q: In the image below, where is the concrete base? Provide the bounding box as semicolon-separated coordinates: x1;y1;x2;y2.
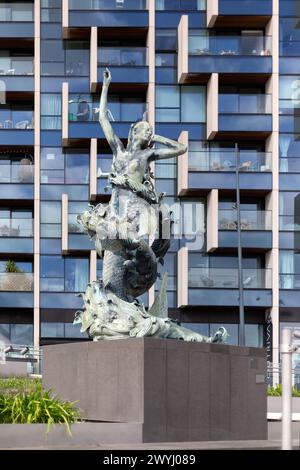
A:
43;338;267;442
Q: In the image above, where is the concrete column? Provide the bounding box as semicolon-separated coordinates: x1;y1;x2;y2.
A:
61;194;68;255
147;0;156;307
90;138;97;201
62;0;68;37
62;82;69;146
207;0;218;27
207;189;218;252
177;247;188;308
90;27;98;93
207;73;218;140
266;2;280;367
177;131;188;196
33;0;41;349
177;15;188;84
90;250;97;283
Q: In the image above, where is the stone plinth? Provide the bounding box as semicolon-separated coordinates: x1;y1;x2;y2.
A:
42;338;267;442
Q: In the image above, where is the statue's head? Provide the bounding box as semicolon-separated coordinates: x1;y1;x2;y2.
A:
127;120;153;150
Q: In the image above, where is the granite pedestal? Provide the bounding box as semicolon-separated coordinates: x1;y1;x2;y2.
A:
42;338;267;443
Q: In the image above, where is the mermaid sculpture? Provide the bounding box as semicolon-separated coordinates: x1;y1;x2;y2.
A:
74;69;227;344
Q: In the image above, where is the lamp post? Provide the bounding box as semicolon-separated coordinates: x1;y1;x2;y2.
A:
235;143;245;346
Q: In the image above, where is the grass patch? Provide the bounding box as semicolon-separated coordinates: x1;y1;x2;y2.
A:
0;377;80;434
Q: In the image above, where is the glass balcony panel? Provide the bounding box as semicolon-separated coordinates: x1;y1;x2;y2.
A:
69;98;146;123
280;215;300;231
0;108;34;129
156;0;206;10
69;0;146;10
0;218;33;237
188;268;271;289
188;33;272;56
0;272;33;291
0;57;33;75
280;158;300;173
0;3;34;21
279;99;300;115
0;164;34;183
280;274;300;289
98;47;146;67
219;94;272;114
188;150;271;172
218;210;271;231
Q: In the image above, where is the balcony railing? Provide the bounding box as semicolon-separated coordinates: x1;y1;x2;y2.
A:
68;99;146;123
189;33;272;56
0;3;34;21
280;216;300;232
157;0;206;9
189;268;271;289
0;163;34;183
0;109;34;129
188;149;271;172
0;272;33;291
0;218;33;237
69;0;146;9
280;274;300;290
219;94;272;114
0;57;33;75
219;210;271;231
98;47;147;67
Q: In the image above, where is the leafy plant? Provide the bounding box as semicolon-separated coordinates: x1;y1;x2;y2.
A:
4;260;24;273
267;383;300;397
0;380;80;435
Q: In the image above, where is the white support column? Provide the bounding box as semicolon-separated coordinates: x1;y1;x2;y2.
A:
207;0;218;28
33;0;41;349
207;73;218;140
178;247;188;308
90;27;98;93
177;15;188;84
207;189;218;252
90;250;97;283
177;131;188;196
61;193;68;255
266;1;280;368
90;138;97;201
62;0;69;38
62;82;69;146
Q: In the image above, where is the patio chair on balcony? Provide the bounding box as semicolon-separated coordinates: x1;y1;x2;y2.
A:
15;120;29;129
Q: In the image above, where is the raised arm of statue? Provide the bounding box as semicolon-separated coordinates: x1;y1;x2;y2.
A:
149;134;187;161
99;68;124;155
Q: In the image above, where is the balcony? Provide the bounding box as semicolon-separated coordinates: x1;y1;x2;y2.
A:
0;162;34;200
0;57;34;92
207;0;272;28
67;93;146;142
67;0;148;29
0;217;33;253
178;144;272;195
0;107;34;145
95;47;148;89
0;2;34;38
188;33;272;75
68;218;94;251
218;209;272;251
188;267;272;307
0;272;33;291
217;93;272;138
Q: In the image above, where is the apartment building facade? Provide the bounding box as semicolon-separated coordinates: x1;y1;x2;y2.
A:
0;0;299;366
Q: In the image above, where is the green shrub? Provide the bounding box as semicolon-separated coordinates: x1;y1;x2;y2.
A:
0;380;80;434
267;383;300;397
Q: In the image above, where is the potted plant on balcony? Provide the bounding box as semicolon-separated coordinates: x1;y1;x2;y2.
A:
2;260;31;291
18;156;33;183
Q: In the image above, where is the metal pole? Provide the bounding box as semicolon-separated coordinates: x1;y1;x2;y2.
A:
236;143;245;346
282;328;292;450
